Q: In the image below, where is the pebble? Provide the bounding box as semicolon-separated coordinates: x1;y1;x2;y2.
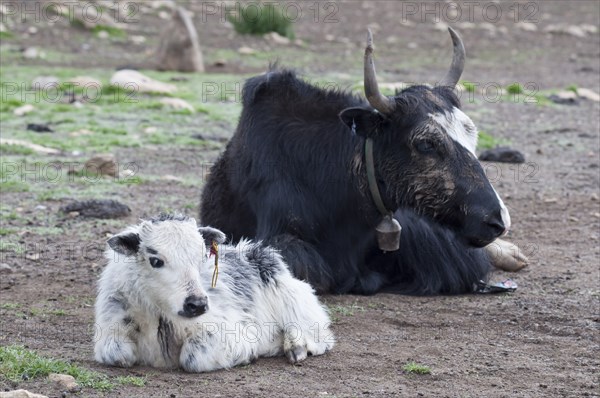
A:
159;97;195;112
83;154;119;178
110;69;177;94
13;104;35;116
0;263;14;274
265;32;291;45
97;30;110;39
23;47;44;59
0;390;49;398
48;374;79;392
237;46;256;55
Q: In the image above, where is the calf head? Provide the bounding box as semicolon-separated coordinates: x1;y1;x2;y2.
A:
107;215;226;318
340;28;510;247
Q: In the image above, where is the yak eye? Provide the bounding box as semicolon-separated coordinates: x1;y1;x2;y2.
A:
416;140;436;153
149;257;164;268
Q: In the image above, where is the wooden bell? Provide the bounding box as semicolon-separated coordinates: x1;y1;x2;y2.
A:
375;214;401;252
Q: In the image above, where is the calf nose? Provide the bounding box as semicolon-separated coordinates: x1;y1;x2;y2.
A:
484;211;506;238
182;295;208;318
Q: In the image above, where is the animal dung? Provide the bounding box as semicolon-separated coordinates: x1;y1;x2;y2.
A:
59;199;130;219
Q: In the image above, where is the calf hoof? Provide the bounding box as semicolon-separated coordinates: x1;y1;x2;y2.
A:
285;345;308;364
485;239;529;272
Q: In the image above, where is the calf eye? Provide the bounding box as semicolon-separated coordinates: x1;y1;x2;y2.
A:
149;257;164;268
416;140;436;153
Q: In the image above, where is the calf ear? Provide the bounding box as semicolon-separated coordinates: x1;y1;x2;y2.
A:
339;107;385;138
198;226;226;247
107;232;140;256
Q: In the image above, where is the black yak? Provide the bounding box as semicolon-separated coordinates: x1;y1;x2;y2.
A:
200;28;527;295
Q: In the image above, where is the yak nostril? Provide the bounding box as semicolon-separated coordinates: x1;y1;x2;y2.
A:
183;296;208;317
484;213;506;237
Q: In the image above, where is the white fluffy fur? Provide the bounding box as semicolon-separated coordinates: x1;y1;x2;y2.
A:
94;217;334;372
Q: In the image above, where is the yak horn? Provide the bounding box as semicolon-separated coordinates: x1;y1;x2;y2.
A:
364;29;396;114
438;27;466;88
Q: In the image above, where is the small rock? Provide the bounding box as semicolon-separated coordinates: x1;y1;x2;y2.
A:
68;129;94;137
213;59;227;67
515;21;537;32
144;126;158;134
97;30;110;39
580;24;598;34
26;123;53;133
0;263;13;274
479;147;525;163
83;154;119;178
158;10;171;19
324;34;335;41
237;46;256;55
591;193;599;201
265;32;291;45
25;253;40;261
544;198;558;203
60;199;131;219
110;70;177;94
28;26;38;35
576;88;600;102
13;104;35;116
407;42;418;49
544;24;586;38
32;76;59;90
0;390;49;398
548;91;579;105
160;175;184;183
48;374;79;392
0;138;60;154
130;35;146;45
64;76;102;89
159;97;195;112
23;47;44;59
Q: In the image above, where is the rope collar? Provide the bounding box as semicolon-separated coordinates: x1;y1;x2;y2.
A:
365;138;391;217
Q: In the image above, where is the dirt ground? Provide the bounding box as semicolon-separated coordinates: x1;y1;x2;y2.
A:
1;1;599;397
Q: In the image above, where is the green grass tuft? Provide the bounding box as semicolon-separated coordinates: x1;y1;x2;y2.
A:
228;4;295;39
0;345;145;391
461;81;477;93
403;362;431;375
506;83;524;95
477;131;510;150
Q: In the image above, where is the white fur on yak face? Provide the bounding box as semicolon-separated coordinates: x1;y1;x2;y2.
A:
134;219;209;317
431;107;511;232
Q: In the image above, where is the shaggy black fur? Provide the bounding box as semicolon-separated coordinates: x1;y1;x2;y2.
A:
200;68;494;295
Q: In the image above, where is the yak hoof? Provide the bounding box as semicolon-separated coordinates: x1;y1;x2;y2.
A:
485;238;529;272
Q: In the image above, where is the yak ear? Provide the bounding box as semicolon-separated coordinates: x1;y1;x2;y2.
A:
198;226;226;247
107;232;140;256
339;107;386;138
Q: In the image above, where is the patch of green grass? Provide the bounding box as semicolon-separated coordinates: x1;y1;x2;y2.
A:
403;362;431;375
329;302;365;317
566;84;578;94
116;375;147;387
0;31;14;39
0;345;144;391
0;227;13;236
0;303;20;310
0;241;24;254
49;309;67;316
506;83;524;95
229;4;295;39
0;144;36;156
0;180;30;193
92;25;126;38
461;81;477;93
37;188;73;201
477;131;510;150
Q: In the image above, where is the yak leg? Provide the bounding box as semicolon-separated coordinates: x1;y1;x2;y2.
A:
264;234;334;294
485;238;529;272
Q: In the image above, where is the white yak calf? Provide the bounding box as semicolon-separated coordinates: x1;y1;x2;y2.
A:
94;214;334;372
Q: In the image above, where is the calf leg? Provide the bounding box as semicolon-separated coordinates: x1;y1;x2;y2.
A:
273;276;335;364
94;295;138;367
